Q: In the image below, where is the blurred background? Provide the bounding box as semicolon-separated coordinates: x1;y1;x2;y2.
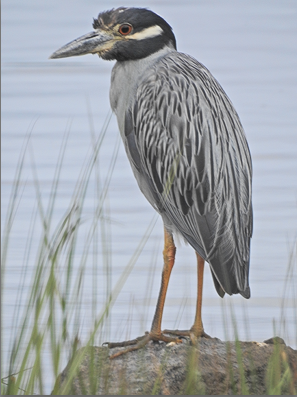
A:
2;0;297;393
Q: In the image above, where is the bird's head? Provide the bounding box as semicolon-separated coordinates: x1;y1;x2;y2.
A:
50;7;176;61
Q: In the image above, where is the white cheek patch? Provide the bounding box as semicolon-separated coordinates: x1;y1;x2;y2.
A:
130;25;163;40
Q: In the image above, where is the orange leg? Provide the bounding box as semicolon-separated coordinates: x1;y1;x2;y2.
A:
150;228;176;335
163;252;210;342
191;253;205;335
104;228;182;359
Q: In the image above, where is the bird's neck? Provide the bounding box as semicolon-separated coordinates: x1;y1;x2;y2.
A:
109;45;176;131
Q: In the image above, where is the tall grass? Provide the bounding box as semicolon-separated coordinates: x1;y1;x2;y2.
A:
1;113;157;395
1;113;296;394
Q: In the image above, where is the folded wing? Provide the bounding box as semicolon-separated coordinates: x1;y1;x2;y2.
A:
123;52;253;298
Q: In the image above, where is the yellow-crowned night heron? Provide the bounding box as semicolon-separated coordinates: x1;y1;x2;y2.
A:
50;7;252;358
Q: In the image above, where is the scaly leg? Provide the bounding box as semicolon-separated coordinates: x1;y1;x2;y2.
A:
104;228;182;359
163;252;210;343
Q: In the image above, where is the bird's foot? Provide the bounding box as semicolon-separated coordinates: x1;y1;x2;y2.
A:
103;331;182;359
163;328;211;345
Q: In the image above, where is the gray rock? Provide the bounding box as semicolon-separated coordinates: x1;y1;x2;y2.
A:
52;336;297;395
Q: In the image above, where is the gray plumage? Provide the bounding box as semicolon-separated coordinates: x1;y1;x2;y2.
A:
50;7;253;299
111;47;252;299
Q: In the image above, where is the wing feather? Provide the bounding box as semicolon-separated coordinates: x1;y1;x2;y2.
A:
123;52;252;298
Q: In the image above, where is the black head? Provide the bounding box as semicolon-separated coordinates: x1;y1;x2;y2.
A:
92;8;176;61
50;7;176;62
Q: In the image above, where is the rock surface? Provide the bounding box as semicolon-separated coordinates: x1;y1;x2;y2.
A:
53;336;297;395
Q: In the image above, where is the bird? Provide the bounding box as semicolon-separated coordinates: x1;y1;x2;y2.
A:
50;7;253;358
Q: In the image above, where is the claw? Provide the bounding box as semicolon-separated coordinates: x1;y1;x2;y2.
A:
163;328;211;341
105;332;183;359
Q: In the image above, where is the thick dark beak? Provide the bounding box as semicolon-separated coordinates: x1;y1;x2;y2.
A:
49;30;114;59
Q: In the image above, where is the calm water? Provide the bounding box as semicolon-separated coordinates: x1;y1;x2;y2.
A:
2;0;297;393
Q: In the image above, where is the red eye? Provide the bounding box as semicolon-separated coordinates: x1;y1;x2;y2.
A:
119;24;132;35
